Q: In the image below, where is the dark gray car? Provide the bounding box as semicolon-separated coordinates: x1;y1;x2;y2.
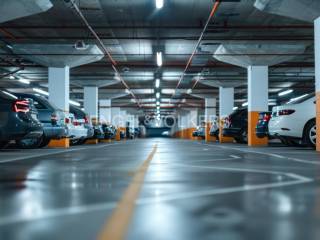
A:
0;90;43;148
14;93;68;147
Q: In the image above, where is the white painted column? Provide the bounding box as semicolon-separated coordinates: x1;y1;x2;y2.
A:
188;109;198;129
247;65;268;146
111;107;121;127
99;99;111;124
315;17;320;151
121;110;127;127
84;86;98;120
219;87;234;117
205;98;216;122
248;66;268;113
48;67;70;112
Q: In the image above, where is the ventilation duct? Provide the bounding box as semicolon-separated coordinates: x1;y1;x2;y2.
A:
0;0;53;23
254;0;320;23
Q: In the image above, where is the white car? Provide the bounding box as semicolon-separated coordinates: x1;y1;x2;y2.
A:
66;113;88;144
269;94;315;147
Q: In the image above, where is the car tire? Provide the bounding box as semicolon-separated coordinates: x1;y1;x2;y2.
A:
39;137;51;148
0;141;9;149
235;130;248;144
304;120;316;148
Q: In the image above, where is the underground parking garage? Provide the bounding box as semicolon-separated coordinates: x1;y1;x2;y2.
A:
1;0;320;239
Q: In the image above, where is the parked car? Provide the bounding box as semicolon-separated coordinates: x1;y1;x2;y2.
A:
93;125;105;140
223;108;248;143
102;124;116;139
14;93;68;147
269;94;315;147
69;106;94;144
209;117;219;139
0;90;43;149
67;112;88;145
192;125;205;138
255;112;272;139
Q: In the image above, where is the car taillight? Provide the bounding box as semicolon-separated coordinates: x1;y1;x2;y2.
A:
263;114;271;122
73;120;79;126
278;109;295;116
65;118;70;124
13;100;29;113
84;116;89;124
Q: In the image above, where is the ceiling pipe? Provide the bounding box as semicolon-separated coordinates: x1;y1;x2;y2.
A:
67;0;141;107
171;0;221;99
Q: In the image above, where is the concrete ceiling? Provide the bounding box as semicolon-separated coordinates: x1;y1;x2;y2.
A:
0;0;316;115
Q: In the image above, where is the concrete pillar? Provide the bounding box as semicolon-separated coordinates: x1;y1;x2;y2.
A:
248;66;269;146
48;67;69;112
84;86;98;124
219;87;234;143
205;98;216;142
315;17;320;151
188;109;198;140
48;67;70;148
99;99;111;125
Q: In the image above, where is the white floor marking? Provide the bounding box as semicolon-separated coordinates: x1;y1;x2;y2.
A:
0;143;121;164
201;143;320;165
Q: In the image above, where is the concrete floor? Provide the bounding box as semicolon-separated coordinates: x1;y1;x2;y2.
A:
0;139;320;240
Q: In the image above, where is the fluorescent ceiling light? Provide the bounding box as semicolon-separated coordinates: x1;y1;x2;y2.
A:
268;102;277;106
232;107;238;111
33;88;49;96
187;89;192;94
156;101;160;106
155;0;164;9
18;78;30;85
242;102;248;107
69;100;81;107
278;89;293;96
155;79;160;88
157;106;160;110
156;92;160;98
9;75;15;80
125;89;131;94
156;52;163;67
287;94;308;104
161;89;175;94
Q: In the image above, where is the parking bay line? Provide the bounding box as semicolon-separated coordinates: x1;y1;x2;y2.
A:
0;142;121;164
200;143;320;165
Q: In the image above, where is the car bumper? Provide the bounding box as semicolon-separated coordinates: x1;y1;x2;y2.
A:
43;126;67;139
269;118;303;139
223;128;241;137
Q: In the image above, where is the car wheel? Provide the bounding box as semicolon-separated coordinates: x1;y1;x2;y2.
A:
304;120;316;148
236;130;247;143
39;137;51;148
16;138;42;149
0;141;9;149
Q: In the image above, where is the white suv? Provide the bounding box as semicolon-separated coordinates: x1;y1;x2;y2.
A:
269;94;315;147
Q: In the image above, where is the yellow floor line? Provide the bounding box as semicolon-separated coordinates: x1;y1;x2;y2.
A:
97;144;158;240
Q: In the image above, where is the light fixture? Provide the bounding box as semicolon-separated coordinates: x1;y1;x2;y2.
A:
187;89;192;94
278;89;293;96
268;102;277;106
157;106;160;110
155;0;164;9
18;78;30;85
33;88;49;96
9;75;15;80
156;52;163;67
156;101;160;106
156;92;160;98
69;100;81;107
287;94;308;104
242;102;248;107
125;89;131;94
232;107;238;111
155;78;160;88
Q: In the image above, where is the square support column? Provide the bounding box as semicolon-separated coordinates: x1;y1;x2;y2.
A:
219;87;234;143
49;67;70;112
316;17;320;151
48;67;70;148
111;107;121;141
248;66;269;146
99;99;111;124
205;98;216;142
188;109;198;140
84;86;98;124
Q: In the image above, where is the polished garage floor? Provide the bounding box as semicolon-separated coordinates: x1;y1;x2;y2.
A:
1;139;320;240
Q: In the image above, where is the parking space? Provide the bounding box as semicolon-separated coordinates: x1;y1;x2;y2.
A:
1;139;320;240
